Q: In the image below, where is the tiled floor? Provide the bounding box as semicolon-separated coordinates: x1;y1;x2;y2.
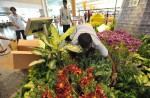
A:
0;28;29;98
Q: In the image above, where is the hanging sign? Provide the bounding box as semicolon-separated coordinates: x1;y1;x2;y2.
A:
129;0;139;7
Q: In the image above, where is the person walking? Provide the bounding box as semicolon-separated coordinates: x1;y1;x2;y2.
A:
60;0;73;42
9;7;26;42
84;12;87;23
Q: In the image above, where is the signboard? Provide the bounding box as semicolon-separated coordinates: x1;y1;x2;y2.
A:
129;0;139;7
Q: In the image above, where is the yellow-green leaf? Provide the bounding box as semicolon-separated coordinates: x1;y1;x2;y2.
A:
29;59;45;66
64;44;83;53
37;40;45;49
60;26;76;42
48;59;56;69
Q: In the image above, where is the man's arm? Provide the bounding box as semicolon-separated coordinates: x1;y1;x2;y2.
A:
69;16;73;26
21;16;27;23
106;54;117;85
59;8;62;26
0;36;15;41
106;54;116;73
8;16;20;28
8;22;19;29
60;15;62;26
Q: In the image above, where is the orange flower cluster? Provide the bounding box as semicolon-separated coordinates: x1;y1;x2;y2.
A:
55;65;107;98
79;68;94;87
79;85;107;98
69;64;82;76
56;64;83;98
41;88;52;98
56;81;72;98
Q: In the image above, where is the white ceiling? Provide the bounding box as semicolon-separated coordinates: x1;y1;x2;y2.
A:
47;0;68;6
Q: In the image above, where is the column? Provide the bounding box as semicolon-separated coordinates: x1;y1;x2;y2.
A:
71;0;76;17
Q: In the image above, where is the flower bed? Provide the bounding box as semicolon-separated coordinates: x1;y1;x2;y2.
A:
14;26;150;98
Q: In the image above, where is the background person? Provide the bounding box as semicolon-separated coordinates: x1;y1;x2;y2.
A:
9;7;26;42
60;0;73;42
84;12;87;23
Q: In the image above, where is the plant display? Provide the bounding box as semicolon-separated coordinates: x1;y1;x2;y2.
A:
97;30;150;97
97;30;142;65
14;24;150;98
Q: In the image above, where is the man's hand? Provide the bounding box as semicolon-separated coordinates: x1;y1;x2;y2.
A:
10;38;16;41
111;73;117;86
15;25;20;29
71;21;74;26
0;48;7;53
60;23;62;27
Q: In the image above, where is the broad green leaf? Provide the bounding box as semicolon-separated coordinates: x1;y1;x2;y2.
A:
144;81;150;86
41;34;52;47
24;81;35;89
60;26;76;42
29;59;45;66
116;83;124;87
64;44;83;53
95;71;102;76
24;92;29;98
132;53;148;62
147;73;150;78
142;75;149;83
48;59;56;69
145;68;150;72
37;39;45;49
31;50;43;56
49;25;60;46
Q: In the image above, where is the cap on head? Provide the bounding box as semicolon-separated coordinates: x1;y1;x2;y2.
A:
10;7;16;11
63;0;67;3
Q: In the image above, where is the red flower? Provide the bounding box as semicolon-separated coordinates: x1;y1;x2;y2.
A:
58;76;68;82
87;73;94;80
57;70;64;76
79;77;90;87
56;82;72;97
37;84;42;89
86;68;93;73
95;85;103;94
73;68;83;76
41;88;52;98
79;93;96;98
95;85;107;98
58;68;69;76
69;64;78;71
56;82;65;89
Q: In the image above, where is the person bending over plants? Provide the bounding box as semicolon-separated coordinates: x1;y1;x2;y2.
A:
71;23;117;85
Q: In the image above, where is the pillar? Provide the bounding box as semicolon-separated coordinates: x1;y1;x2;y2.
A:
41;0;48;17
83;1;86;10
71;0;76;17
